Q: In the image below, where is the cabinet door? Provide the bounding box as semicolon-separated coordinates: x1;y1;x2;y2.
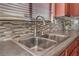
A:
75;37;79;56
70;47;78;56
60;39;78;56
77;47;79;56
66;40;77;56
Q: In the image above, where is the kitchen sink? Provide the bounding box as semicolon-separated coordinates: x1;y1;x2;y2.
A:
13;33;69;55
16;37;57;55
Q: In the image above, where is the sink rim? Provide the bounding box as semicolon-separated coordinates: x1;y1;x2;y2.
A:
48;33;70;37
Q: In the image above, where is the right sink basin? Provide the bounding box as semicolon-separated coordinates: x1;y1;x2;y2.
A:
41;33;70;43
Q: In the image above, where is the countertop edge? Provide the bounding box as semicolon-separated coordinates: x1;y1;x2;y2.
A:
45;32;79;56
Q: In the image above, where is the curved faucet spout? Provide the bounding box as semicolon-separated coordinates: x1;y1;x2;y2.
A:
36;16;46;25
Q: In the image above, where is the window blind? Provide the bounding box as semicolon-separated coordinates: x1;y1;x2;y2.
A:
0;3;30;18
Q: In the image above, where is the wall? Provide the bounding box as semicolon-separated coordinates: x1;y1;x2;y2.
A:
32;3;50;20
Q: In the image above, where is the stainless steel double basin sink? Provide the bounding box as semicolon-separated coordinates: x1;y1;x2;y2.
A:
14;33;70;55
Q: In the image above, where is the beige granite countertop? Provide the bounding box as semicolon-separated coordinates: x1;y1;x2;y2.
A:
0;40;33;56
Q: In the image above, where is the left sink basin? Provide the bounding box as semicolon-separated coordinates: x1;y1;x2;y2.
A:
16;37;57;55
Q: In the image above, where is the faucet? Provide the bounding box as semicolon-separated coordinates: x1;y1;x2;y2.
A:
36;16;46;35
36;16;46;25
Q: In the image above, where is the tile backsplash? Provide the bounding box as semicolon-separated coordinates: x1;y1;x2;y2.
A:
0;17;79;41
0;20;50;41
54;16;79;31
0;20;34;41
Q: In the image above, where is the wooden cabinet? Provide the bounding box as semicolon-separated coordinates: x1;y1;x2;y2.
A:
70;47;78;56
60;36;79;56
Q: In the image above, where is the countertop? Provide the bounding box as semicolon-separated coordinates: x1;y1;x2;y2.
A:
0;40;32;56
0;30;78;56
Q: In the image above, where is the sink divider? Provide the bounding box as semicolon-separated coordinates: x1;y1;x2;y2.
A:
35;37;38;52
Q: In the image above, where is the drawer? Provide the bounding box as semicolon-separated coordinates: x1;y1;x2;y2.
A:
60;37;79;56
